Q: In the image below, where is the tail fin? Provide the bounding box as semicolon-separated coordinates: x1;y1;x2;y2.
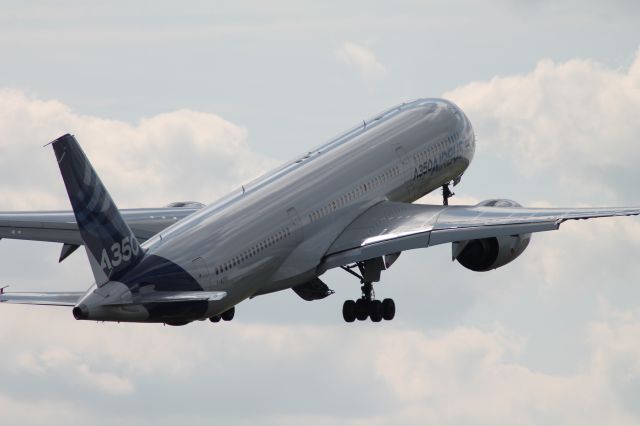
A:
51;134;144;286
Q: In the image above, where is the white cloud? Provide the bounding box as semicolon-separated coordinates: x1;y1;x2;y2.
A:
337;42;386;80
444;49;640;202
1;47;640;425
3;304;640;425
0;89;277;210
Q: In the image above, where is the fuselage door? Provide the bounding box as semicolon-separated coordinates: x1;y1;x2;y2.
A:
287;207;303;244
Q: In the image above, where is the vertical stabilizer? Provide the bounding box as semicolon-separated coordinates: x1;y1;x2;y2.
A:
51;134;144;286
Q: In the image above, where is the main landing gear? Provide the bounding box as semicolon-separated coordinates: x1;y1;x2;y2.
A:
341;257;396;323
209;306;235;323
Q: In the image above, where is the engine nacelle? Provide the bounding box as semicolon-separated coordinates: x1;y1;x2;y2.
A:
454;199;531;272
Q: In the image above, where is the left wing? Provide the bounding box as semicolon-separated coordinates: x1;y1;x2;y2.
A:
320;201;640;270
0;207;200;246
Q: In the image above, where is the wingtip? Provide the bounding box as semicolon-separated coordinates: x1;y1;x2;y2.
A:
0;285;9;295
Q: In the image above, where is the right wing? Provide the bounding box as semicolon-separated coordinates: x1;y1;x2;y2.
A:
320;200;640;270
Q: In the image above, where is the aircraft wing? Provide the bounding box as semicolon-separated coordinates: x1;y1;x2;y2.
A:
0;290;84;306
320;201;640;270
0;207;200;247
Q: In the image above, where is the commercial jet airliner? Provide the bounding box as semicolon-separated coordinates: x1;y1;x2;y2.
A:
1;99;639;325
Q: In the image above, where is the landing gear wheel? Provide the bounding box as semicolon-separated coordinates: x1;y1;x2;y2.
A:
355;299;369;321
342;300;356;322
369;300;383;322
221;306;235;321
209;315;221;323
382;298;395;321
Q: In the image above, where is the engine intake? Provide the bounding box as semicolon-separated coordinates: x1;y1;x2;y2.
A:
454;199;532;272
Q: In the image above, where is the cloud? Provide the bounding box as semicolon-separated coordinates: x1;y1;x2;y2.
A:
0;394;91;426
337;42;386;80
1;48;640;425
444;49;640;203
3;301;640;426
0;89;277;210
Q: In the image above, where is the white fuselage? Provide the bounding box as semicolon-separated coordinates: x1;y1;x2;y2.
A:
137;98;475;318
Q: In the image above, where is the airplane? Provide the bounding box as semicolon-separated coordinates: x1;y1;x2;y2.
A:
1;98;639;325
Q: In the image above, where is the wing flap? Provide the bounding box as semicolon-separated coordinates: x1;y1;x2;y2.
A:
320;201;640;270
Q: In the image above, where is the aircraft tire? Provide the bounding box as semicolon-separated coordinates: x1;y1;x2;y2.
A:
355;299;369;321
221;306;235;321
382;298;395;321
369;300;383;322
342;300;356;322
209;315;221;323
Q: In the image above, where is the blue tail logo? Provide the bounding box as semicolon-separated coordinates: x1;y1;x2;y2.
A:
51;134;144;285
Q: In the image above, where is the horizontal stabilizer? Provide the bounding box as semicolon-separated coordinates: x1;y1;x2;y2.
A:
104;291;227;307
0;291;84;306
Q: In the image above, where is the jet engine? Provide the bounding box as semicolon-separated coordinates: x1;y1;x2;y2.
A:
453;199;531;272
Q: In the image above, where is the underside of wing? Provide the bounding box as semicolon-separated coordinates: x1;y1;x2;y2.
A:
0;291;84;306
320;200;640;270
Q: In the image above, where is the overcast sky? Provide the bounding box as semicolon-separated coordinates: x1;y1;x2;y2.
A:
1;1;640;425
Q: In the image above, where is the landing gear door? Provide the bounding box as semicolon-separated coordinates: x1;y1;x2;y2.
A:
287;207;303;244
395;146;414;200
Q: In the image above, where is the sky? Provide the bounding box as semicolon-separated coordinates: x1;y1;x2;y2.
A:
1;1;640;425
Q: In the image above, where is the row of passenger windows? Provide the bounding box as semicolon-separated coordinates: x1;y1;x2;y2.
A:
308;165;401;223
212;132;463;277
214;227;292;275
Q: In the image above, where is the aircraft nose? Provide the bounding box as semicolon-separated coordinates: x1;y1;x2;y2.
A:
72;304;89;320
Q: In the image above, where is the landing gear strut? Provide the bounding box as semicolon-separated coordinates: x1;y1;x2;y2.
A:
341;258;396;323
442;183;455;206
